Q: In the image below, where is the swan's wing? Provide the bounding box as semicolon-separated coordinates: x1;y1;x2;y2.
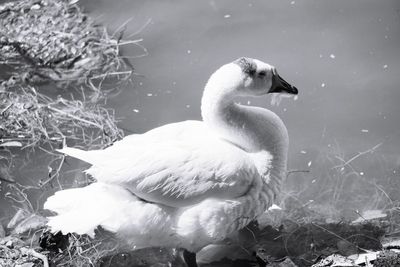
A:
58;121;206;164
60;121;272;207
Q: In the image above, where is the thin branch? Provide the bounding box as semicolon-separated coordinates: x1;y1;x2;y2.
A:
40;155;65;188
89;70;133;80
127;18;152;38
46;106;103;129
112;17;135;37
0;176;16;184
311;222;369;253
332;142;383;170
286;169;310;179
118;39;143;46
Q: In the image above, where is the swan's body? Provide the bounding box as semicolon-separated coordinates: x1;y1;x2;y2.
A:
44;57;297;263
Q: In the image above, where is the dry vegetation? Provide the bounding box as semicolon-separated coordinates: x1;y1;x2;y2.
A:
271;144;400;266
0;0;143;149
0;0;140;156
0;85;123;150
0;0;137;86
0;0;141;266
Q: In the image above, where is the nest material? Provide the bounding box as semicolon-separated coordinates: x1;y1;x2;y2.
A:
0;0;134;86
0;86;123;149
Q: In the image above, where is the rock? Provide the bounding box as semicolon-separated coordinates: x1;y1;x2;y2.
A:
13;214;47;234
0;236;24;247
352;209;387;224
311;254;354;267
10;249;21;259
197;243;253;264
7;209;30;229
5;240;13;248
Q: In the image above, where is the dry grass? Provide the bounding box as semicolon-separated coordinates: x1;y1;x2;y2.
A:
0;85;123;150
0;0;139;87
0;0;146;158
282;142;400;225
0;0;143;163
0;1;138;265
250;142;400;266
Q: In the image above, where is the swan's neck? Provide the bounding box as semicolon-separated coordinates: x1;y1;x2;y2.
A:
201;74;289;188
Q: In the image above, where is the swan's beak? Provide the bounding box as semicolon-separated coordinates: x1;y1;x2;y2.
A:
268;72;298;95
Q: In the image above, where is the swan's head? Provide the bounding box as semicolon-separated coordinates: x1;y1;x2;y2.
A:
219;57;298;97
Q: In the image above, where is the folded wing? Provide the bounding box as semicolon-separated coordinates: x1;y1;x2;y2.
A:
60;121;268;207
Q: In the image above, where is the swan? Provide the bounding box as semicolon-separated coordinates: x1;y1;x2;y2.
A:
43;57;298;266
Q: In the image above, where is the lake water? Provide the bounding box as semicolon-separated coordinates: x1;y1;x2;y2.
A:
81;0;400;155
1;0;400;222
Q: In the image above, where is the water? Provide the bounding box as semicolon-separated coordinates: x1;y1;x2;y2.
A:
80;0;400;161
1;0;400;222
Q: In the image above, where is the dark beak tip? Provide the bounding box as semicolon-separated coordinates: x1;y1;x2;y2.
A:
271;73;298;95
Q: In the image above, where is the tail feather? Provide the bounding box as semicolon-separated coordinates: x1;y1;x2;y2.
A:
57;147;101;165
44;187;88;215
43;183;174;244
47;212;98;237
44;184;111;236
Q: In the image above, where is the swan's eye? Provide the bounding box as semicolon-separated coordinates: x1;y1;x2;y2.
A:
258;71;267;78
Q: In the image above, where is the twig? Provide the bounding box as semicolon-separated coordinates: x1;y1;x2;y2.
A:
0;176;16;184
286;169;310;178
40;154;65;188
89;70;133;80
1;103;13;114
7;184;34;212
333;142;382;170
311;222;369;253
127;18;152;38
46;105;103;129
353;210;367;221
372;182;394;206
118;39;143;46
20;247;49;267
112;17;135;37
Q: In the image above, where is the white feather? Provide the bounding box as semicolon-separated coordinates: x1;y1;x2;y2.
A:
44;58;292;253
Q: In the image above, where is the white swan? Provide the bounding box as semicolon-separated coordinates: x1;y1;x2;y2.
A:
44;57;298;266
